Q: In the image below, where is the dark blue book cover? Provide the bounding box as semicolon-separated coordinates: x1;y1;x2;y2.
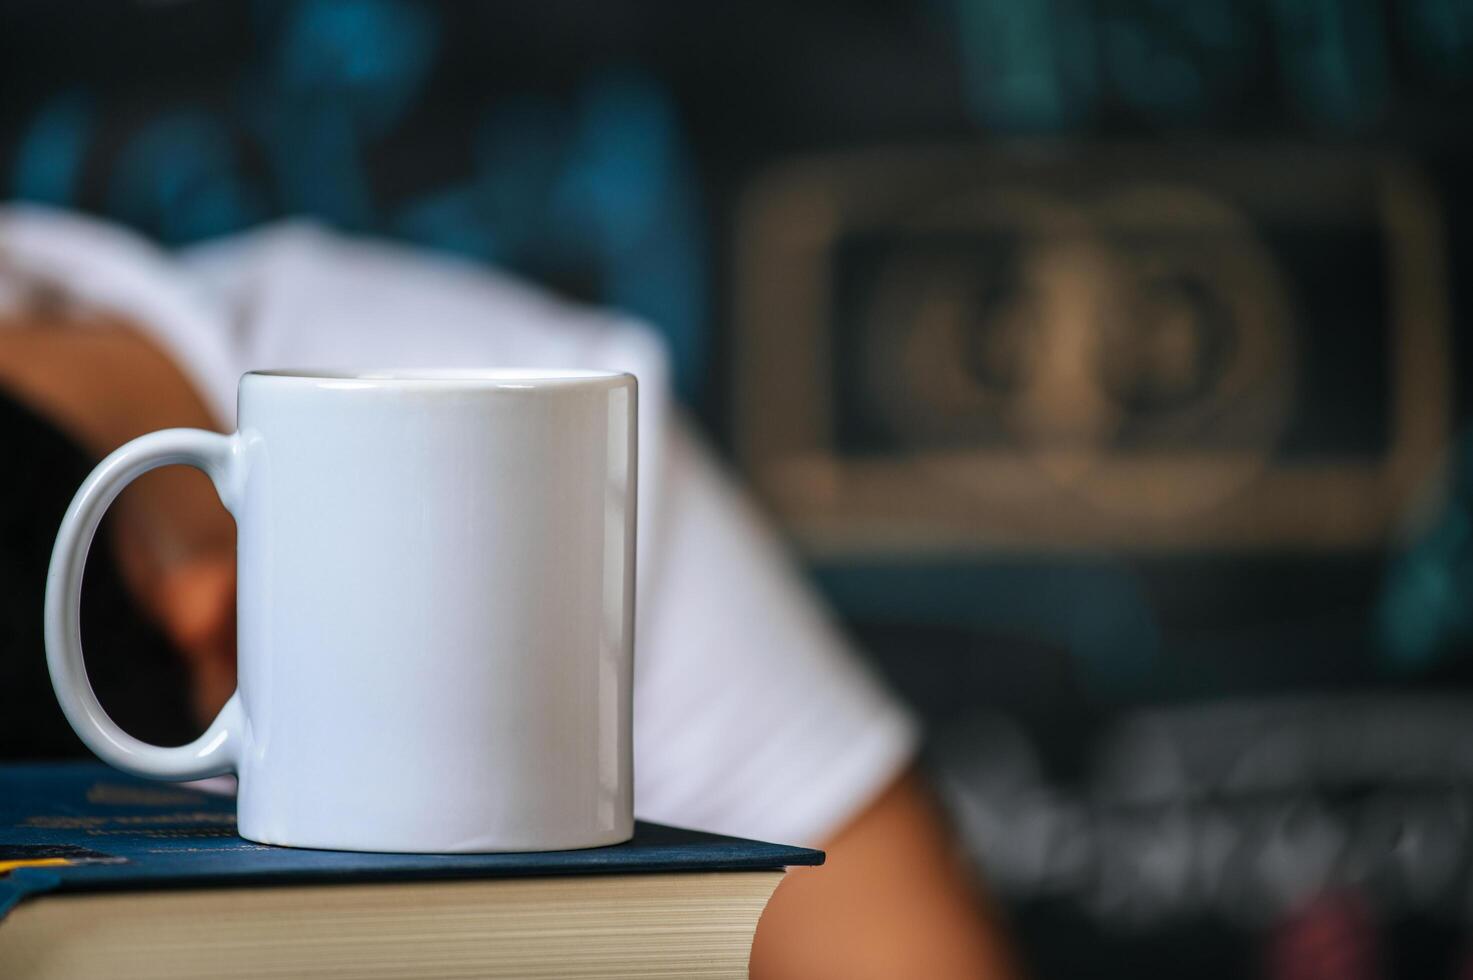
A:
0;763;823;920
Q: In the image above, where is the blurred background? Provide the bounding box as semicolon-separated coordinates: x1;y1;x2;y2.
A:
4;0;1473;975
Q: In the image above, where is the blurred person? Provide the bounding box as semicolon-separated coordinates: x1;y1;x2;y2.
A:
0;205;1015;979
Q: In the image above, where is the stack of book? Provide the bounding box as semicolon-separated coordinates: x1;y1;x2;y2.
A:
0;764;822;978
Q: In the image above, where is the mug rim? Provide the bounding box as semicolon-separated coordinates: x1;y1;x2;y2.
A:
243;368;634;389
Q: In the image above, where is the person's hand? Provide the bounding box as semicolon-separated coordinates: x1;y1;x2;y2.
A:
150;554;238;722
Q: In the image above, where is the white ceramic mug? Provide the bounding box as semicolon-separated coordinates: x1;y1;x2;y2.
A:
45;369;637;853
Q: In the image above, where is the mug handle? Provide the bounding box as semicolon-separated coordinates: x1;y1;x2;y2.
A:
45;428;245;781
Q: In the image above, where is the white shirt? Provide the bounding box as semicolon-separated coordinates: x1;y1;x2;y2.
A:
0;205;917;845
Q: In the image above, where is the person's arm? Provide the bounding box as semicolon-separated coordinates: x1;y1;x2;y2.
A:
636;418;1019;977
0;318;239;719
752;766;1018;980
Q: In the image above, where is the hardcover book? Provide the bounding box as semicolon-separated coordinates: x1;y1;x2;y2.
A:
0;763;823;978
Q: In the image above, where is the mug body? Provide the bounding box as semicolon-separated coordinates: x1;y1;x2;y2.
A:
231;369;636;852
